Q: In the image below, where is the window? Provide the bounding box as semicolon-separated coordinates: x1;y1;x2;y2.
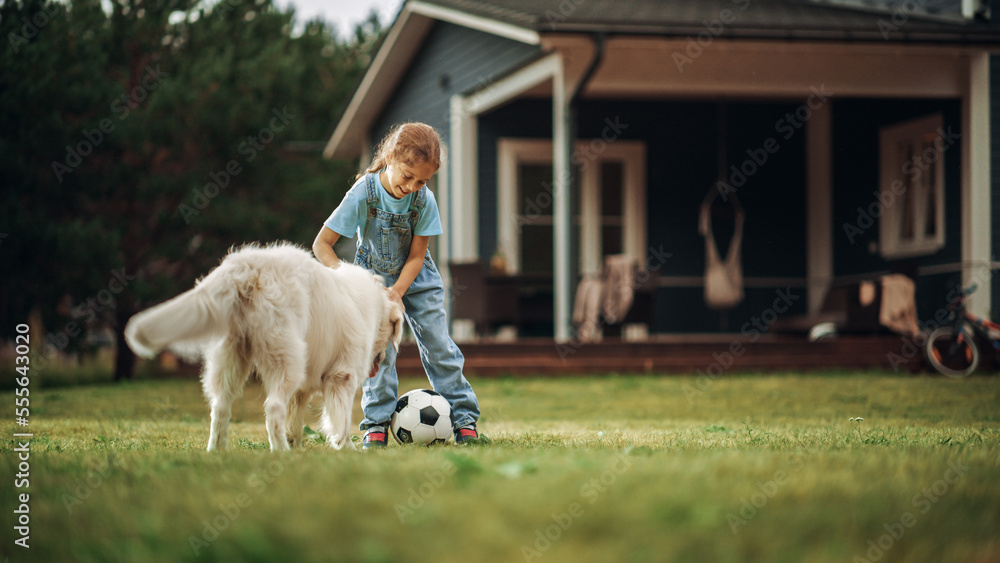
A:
878;114;946;258
497;139;647;275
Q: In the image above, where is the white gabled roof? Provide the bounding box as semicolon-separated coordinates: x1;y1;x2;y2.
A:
322;0;540;160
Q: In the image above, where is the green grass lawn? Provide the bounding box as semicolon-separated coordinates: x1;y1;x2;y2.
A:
2;371;999;563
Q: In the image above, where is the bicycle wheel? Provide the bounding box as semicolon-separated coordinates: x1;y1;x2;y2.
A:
924;326;980;378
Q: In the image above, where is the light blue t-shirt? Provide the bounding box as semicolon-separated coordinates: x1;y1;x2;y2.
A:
324;172;444;239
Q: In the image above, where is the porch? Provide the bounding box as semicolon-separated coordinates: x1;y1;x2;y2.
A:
394;334;933;376
442;35;995;343
320;0;998;355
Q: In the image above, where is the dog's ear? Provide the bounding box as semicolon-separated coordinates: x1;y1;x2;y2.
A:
390;301;405;353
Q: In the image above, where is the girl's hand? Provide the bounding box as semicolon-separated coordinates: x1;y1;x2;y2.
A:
387;287;403;305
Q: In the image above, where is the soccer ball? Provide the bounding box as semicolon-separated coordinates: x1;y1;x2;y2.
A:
390;389;453;445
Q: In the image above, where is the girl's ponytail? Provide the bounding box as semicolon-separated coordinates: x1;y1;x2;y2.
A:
359;122;441;179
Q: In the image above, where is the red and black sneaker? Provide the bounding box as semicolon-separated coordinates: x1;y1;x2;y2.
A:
454;425;480;445
362;426;389;449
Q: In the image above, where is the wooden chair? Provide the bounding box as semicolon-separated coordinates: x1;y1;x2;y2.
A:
447;261;519;338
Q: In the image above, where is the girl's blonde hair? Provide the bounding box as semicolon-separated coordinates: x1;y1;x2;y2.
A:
360;122;441;179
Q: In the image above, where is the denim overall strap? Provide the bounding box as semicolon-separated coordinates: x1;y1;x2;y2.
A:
409;186;426;217
409;187;435;264
355;172;415;278
354;171;380;261
364;171;379;233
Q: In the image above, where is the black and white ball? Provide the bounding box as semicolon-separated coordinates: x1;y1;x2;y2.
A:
390;389;452;445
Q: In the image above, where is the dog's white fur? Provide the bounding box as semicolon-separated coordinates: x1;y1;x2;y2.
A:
124;242;404;452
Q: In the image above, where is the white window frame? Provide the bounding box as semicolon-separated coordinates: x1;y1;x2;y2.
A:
497;138;647;275
878;113;947;259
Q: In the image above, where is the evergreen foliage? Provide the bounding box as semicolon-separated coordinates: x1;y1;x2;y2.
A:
1;0;381;378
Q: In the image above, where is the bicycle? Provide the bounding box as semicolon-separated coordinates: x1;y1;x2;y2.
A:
924;284;1000;378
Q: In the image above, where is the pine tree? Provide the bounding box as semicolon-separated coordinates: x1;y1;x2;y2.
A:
0;0;379;380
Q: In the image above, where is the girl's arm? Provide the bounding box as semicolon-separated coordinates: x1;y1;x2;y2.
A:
312;227;342;268
390;235;429;304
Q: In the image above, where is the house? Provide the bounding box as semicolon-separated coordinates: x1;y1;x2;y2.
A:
323;0;999;343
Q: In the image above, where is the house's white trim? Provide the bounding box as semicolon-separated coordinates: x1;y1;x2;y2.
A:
962;0;976;19
497;138;648;278
622;144;648;269
878;114;947;259
408;1;540;45
580;154;600;277
448;53;565;264
497;139;546;274
963;53;992;317
448;54;574;337
464;53;562;117
807;101;833;315
449;95;478;261
495;142;517;272
437;145;450;274
553;56;572;342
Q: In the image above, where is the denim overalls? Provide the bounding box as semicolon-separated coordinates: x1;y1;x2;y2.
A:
354;172;480;432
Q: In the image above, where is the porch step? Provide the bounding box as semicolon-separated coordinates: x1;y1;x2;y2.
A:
394;335;927;376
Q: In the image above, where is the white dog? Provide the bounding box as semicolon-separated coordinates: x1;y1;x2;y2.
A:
124;242;404;451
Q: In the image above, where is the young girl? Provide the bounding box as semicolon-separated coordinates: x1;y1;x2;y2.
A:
312;122;481;448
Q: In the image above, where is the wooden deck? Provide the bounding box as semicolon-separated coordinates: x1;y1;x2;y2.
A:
394;334;929;376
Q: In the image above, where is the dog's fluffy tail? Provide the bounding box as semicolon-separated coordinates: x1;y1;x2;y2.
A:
124;286;226;359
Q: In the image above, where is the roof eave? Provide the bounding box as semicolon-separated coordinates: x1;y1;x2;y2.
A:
323;0;541;160
539;22;1000;45
323;5;432;160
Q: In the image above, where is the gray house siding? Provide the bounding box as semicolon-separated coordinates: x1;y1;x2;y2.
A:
372;21;540;149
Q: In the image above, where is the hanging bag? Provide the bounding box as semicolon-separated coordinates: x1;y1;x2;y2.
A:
700;190;745;310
